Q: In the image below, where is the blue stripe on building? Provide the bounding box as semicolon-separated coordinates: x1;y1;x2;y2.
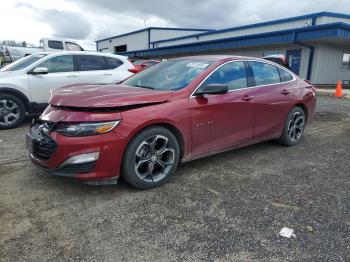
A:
118;23;350;58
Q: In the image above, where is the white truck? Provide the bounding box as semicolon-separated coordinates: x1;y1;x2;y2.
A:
2;38;84;64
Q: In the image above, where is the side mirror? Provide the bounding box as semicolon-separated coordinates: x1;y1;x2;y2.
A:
195;83;228;96
30;67;48;75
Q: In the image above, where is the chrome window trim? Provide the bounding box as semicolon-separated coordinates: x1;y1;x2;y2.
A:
189;59;297;98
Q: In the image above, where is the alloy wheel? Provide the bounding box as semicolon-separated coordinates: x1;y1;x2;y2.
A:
287;111;305;142
0;99;20;126
134;135;175;183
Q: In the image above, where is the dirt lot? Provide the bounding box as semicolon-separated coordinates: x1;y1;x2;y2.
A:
0;96;349;261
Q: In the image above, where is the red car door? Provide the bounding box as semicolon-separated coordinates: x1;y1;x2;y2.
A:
248;61;297;141
189;61;255;159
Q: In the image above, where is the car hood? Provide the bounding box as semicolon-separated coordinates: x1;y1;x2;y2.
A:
50;84;174;108
0;71;14;79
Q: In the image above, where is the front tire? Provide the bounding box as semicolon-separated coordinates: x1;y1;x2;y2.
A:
0;94;26;129
122;126;180;189
277;106;306;146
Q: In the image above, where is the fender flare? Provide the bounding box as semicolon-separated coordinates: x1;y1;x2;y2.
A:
0;87;30;109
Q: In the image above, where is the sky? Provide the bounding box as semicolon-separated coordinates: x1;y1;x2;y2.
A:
1;0;350;50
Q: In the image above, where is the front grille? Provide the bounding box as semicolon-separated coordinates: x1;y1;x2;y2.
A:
32;123;57;161
57;161;96;174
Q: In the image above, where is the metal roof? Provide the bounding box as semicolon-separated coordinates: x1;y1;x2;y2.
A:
96;27;214;43
118;22;350;58
150;12;350;45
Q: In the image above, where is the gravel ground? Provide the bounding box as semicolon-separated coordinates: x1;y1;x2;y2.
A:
0;96;349;262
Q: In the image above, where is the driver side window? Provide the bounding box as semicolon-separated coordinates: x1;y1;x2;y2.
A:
203;61;248;91
37;55;74;73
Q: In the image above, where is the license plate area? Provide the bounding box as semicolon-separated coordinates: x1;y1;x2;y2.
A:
26;124;57;161
26;125;43;156
25;133;34;154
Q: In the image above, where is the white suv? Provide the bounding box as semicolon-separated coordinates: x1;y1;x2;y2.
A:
0;51;135;129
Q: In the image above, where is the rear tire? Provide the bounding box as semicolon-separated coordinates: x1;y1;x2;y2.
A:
0;94;26;129
276;106;306;146
122;126;180;189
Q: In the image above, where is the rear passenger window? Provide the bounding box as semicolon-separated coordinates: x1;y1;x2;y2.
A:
203;61;248;90
278;68;294;82
250;62;280;86
105;57;123;69
65;42;83;51
77;55;107;71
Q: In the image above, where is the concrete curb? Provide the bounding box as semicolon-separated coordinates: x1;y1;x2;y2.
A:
316;89;349;99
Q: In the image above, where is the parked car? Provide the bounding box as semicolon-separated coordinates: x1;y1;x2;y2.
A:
263;54;290;69
2;38;84;63
0;51;135;128
26;55;316;189
262;54;290;69
132;59;160;73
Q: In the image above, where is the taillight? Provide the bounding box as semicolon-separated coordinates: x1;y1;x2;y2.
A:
128;67;140;73
304;79;316;93
304;80;313;85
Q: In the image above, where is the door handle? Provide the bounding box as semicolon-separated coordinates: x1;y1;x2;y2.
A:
103;73;113;76
67;74;78;77
281;90;290;95
242;94;253;102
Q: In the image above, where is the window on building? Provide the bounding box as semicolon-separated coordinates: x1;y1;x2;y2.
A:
203;61;248;91
38;55;74;73
114;45;127;52
77;55;107;71
48;40;64;50
341;52;350;70
249;61;280;86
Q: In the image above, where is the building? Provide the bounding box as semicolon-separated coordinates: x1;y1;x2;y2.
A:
96;27;213;53
96;12;350;85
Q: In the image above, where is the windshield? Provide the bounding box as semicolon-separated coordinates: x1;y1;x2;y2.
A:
1;54;47;72
123;59;214;91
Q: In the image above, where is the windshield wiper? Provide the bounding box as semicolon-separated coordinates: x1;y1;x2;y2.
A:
134;85;155;90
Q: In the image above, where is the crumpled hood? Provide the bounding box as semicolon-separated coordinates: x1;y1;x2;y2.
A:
50;84;173;108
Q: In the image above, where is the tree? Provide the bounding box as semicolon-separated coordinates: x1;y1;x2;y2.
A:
0;40;29;47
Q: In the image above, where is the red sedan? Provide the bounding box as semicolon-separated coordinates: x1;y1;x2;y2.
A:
26;55;316;189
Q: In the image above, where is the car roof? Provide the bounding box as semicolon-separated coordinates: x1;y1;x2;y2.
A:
262;54;286;59
34;51;128;59
171;55;266;62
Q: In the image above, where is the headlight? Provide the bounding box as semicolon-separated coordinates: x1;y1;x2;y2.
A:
55;120;120;137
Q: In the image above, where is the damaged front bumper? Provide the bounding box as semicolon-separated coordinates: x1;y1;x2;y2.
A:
26;120;127;185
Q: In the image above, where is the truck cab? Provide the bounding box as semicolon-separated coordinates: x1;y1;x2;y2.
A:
39;38;84;52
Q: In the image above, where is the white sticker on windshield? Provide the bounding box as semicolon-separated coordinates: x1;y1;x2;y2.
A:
186;63;209;68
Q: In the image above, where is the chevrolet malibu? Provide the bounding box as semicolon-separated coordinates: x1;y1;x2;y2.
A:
26;55;316;189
